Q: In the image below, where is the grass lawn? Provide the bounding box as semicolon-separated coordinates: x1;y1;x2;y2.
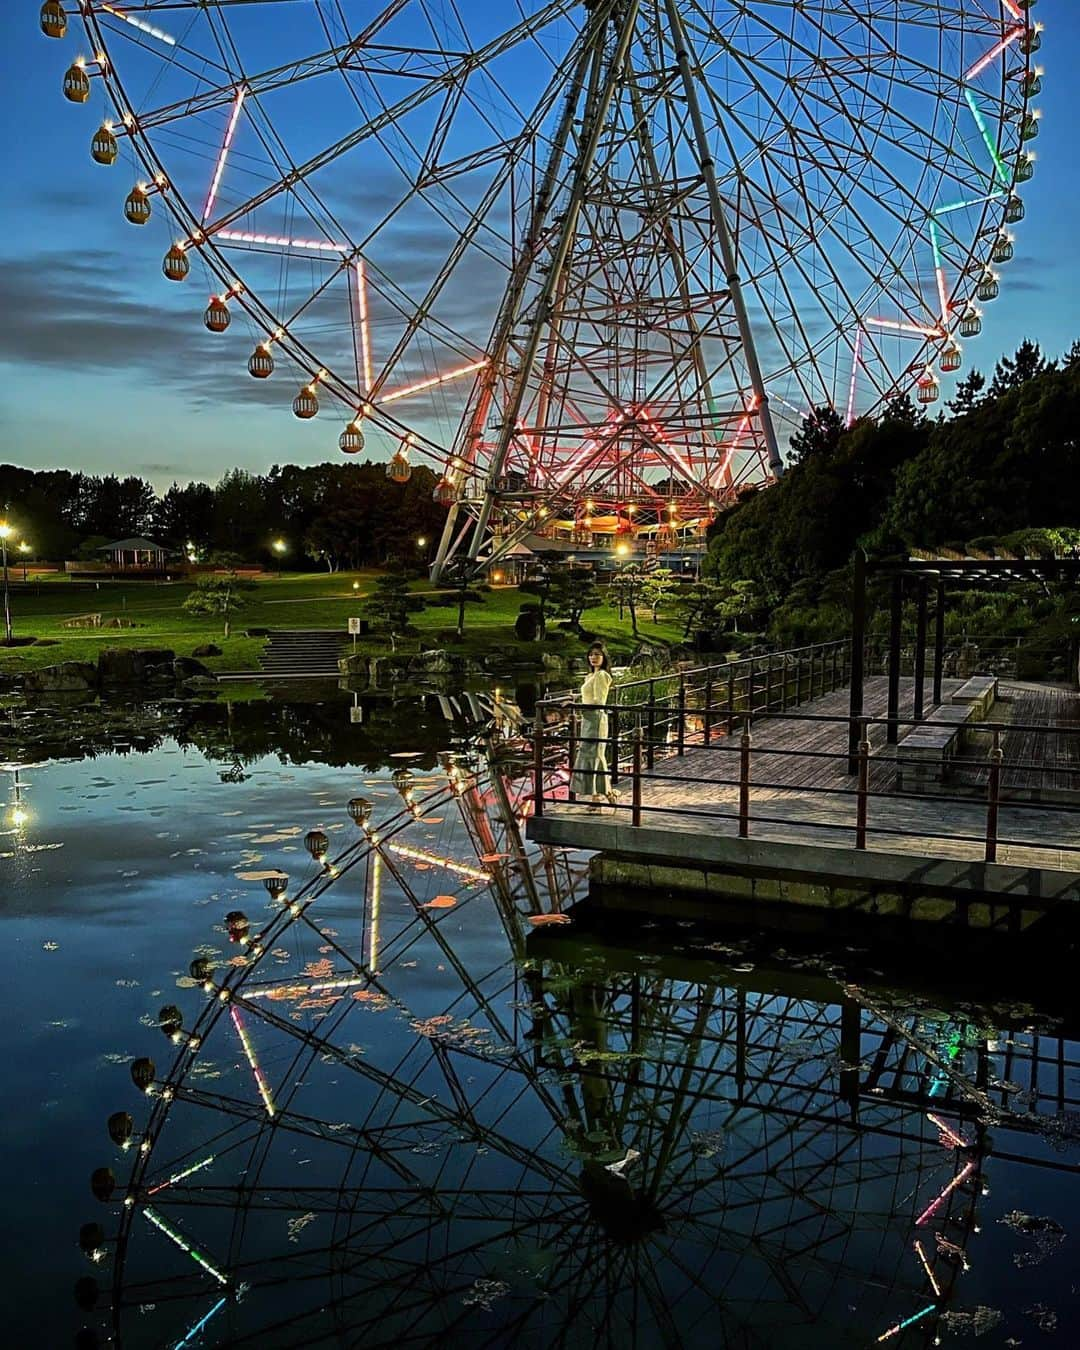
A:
1;571;686;674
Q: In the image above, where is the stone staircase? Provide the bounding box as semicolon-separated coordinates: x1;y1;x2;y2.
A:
257;629;348;678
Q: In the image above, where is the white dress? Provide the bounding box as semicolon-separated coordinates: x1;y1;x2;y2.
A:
571;668;613;798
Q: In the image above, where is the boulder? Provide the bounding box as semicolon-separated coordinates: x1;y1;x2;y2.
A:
181;675;219;692
541;651;566;672
173;656;212;680
97;646;176;683
24;661;97;694
191;643;222;658
412;648;453;675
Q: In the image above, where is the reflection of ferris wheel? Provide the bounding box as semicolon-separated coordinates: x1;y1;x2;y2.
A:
45;2;1043;573
73;709;1001;1349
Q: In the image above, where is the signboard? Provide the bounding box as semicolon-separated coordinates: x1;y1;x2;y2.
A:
349;705;363;724
348;617;362;635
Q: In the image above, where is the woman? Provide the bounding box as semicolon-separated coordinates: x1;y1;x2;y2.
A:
571;642;618;810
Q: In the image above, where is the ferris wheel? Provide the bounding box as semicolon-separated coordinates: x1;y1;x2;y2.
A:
72;708;1003;1349
43;1;1045;573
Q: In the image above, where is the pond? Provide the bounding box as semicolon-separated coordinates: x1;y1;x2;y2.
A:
4;691;1078;1348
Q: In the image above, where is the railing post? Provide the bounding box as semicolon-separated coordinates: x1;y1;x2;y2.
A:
766;656;775;713
677;675;686;755
567;711;578;804
832;644;839;692
533;708;545;818
855;719;869;849
726;667;735;735
609;702;620;787
647;696;656;770
632;726;643;827
738;723;752;837
985;729;1002;863
704;675;713;746
809;647;818;700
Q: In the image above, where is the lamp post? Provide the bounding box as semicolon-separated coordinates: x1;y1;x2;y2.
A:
272;537;287;577
0;521;12;644
18;541;31;583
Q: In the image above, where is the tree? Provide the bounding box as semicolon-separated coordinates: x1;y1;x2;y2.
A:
182;572;255;638
547;564;602;634
518;552;564;635
989;338;1049;398
881;392;923;427
719;579;764;633
609;562;646;638
787;404;843;465
363;571;426;650
442;557;486;638
154;481;214;549
676;580;726;642
640;567;678;622
946;370;985;417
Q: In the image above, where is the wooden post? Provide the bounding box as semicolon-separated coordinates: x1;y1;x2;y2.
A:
933;578;946;708
677;675;686;755
886;575;902;746
533;709;545;817
609;702;620;787
985;729;1003;863
831;643;840;693
726;667;735;735
738;724;752;837
647;697;656;770
847;550;867;773
855;719;870;849
766;656;775;713
567;711;578;803
913;576;929;724
704;675;713;746
632;726;643;827
809;647;818;700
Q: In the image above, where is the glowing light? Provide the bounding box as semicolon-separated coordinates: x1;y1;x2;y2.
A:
370;850;382;971
216;229;343;253
174;1297;227;1350
11;807;28;827
387;841;489;882
964;89;1010;187
927;1112;969;1150
101;4;176;46
965;27;1023;82
929;221;949;327
916;1161;976;1226
146;1154;216;1196
876;1304;936;1343
246;976;369;1000
1000;0;1023;21
229;1006;275;1118
846;328;862;427
379;360;487;405
914;1240;942;1297
144;1207;229;1285
203;86;246;222
932;192;1004;217
355;259;374;393
864;316;942;338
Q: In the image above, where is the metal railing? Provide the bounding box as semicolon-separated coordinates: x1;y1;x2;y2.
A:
533;693;1080;868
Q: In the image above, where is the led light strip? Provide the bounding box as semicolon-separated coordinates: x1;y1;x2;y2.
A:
916;1160;976;1226
245;976;369;1000
876;1304;936;1343
356;259;374;393
229;1005;276;1117
914;1240;942;1296
174;1296;227;1349
203;86;246;222
927;1112;969;1150
101;4;176;46
146;1154;216;1196
387;841;489;882
379;359;488;405
845;327;862;427
216;229;344;253
144;1206;229;1285
965;27;1024;83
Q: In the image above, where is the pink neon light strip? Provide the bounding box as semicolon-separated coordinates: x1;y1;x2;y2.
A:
229;1005;275;1117
865;316;942;338
1000;0;1023;21
216;229;343;253
965;27;1023;83
846;328;862;426
203;87;246;223
379;360;487;404
916;1161;975;1226
927;1112;969;1150
356;260;373;394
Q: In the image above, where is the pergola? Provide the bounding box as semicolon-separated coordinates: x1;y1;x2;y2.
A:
847;552;1080;767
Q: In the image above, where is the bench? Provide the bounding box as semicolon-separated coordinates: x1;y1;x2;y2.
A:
896;704;970;791
950;674;998;721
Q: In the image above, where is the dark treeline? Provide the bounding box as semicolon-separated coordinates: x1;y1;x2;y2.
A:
0;460;447;569
706;338;1080;644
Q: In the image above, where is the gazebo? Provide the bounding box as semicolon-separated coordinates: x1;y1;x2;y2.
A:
97;537;169;570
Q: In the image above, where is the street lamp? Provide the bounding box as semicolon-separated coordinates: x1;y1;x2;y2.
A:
0;521;13;644
416;535;428;549
271;537;287;577
18;541;31;582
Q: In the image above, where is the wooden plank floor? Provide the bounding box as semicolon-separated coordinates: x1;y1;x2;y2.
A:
953;682;1080;794
580;677;1080;873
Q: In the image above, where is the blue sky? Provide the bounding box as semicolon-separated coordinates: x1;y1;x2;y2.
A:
2;2;1077;492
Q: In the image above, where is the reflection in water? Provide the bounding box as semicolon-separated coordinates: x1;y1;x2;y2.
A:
60;699;1080;1349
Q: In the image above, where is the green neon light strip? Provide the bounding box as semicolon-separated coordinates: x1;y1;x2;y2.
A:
933;192;1004;217
929;220;943;271
965;89;1011;188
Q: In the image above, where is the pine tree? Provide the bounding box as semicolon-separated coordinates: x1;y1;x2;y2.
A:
947;369;985;417
882;392;922;426
989;339;1049;397
1063;339;1080;370
787;404;843;465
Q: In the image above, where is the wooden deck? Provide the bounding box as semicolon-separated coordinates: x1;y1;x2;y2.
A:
538;677;1080;879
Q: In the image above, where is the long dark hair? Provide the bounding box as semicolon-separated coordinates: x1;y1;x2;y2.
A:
586;642;611;672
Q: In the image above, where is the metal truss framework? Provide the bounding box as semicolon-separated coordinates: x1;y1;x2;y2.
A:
72;700;1078;1348
54;2;1042;575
